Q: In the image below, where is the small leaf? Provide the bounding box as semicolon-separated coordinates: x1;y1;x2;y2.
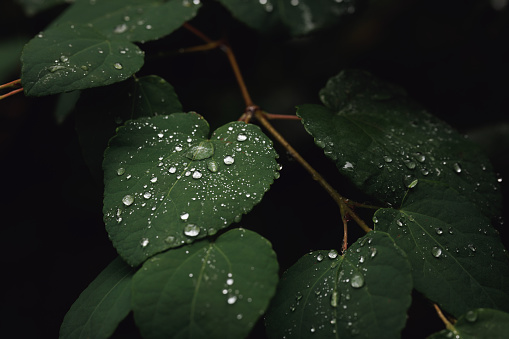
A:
428;308;509;339
53;0;201;43
21;23;144;96
374;181;509;317
297;69;501;218
265;231;412;339
218;0;358;36
59;257;134;339
132;228;279;339
103;113;280;266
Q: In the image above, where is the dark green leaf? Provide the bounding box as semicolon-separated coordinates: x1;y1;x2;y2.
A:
374;180;509;317
132;228;279;339
55;91;81;124
218;0;358;36
52;0;201;43
297;69;501;218
21;23;144;96
76;75;182;180
428;308;509;339
16;0;67;16
103;113;280;266
265;231;412;339
59;257;134;339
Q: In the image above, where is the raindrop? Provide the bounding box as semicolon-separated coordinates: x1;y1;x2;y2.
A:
184;224;200;237
227;278;234;285
316;253;324;262
150;177;158;183
80;65;88;71
122;194;134;206
117;168;126;175
169;167;177;174
369;247;377;258
404;159;417;169
140;238;149;247
224;156;235;165
403;175;418;188
60;55;69;62
207;160;219;173
396;219;404;227
467;244;476;252
432;247;442;258
192;171;202;179
114;62;123;70
175;146;183;152
350;273;364;288
146;24;152;30
413;152;426;163
185;142;215;160
328;250;338;259
164;235;175;244
180;212;189;220
227;295;237;304
435;228;444;235
465;310;478;322
296;292;303;301
114;23;128;34
453;162;462;173
330;291;339;307
48;65;66;72
143;192;151;199
383;155;393;163
236;314;243;320
310;327;316;333
237;134;247;142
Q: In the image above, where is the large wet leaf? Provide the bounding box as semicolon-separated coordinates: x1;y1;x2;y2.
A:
76;75;182;180
59;257;134;339
103;113;280;266
21;23;144;96
297;69;501;218
374;181;509;317
52;0;201;43
428;308;509;339
218;0;358;36
132;228;279;339
265;231;412;339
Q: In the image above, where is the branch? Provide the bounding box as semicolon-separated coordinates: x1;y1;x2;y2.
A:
0;88;23;100
433;304;457;332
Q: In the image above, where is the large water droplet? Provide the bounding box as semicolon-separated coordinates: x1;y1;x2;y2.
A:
114;62;123;70
192;171;202;179
350;273;365;288
117;167;125;175
48;65;66;72
140;238;149;247
122;194;134;206
453;162;462;173
383;155;393;163
184;224;200;237
207;160;219;173
328;250;338;259
180;212;189;220
237;134;247;142
227;295;237;304
316;253;324;262
432;246;442;258
169;167;177;174
465;310;478;322
224;155;235;165
185;142;214;160
413;152;426;163
60;55;69;62
435;227;444;235
330;291;339;307
143;192;151;199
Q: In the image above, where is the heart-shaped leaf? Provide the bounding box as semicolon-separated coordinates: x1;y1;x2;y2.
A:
103;113;280;266
21;23;144;96
59;257;134;339
265;231;412;339
297;69;501;218
132;228;279;339
374;180;509;317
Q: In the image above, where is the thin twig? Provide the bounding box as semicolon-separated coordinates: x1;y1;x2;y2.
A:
264;113;301;121
0;88;23;100
433;304;456;331
0;79;21;90
183;23;213;43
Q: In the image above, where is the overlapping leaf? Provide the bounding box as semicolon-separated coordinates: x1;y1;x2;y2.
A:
265;231;412;339
52;0;201;43
428;308;509;339
374;180;509;317
21;23;144;96
103;113;280;266
76;75;182;179
59;257;134;339
132;228;279;339
218;0;358;36
297;69;501;218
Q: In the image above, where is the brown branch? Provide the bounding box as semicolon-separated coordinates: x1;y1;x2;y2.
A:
183;23;213;43
433;304;456;331
178;41;222;54
0;79;22;90
264;113;301;121
0;88;23;100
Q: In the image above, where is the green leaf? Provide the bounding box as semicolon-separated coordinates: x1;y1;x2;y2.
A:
59;257;134;339
218;0;358;36
103;113;280;266
265;231;412;339
21;23;144;96
52;0;201;43
297;69;501;218
132;228;279;339
428;308;509;339
16;0;67;16
76;75;182;179
374;181;509;317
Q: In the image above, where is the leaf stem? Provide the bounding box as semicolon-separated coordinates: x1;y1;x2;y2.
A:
264;112;301;121
255;110;372;234
0;88;23;100
433;304;457;331
0;79;21;90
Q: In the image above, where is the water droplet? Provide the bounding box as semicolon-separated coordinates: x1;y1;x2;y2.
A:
403;175;418;188
468;244;476;252
145;24;152;29
150;177;158;183
122;194;134;206
227;295;237;304
169;167;177;174
175;146;183;152
328;250;338;259
432;247;442;258
60;55;69;62
207;160;219;173
117;168;125;175
396;219;404;227
48;65;66;72
383;155;393;163
185;142;214;160
114;62;123;70
164;235;175;244
465;310;478;322
236;313;243;320
180;212;189;220
114;23;128;34
226;278;234;285
143;192;151;199
140;238;149;247
296;292;303;301
192;171;202;179
370;247;377;258
224;156;235;165
435;228;444;235
373;216;379;224
453;162;462;173
184;224;200;237
310;326;316;333
316;253;324;262
413;152;426;163
80;65;88;71
330;290;339;307
404;159;416;169
237;134;247;142
350;273;364;288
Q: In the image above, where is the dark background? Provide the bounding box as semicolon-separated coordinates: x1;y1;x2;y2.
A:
1;0;508;338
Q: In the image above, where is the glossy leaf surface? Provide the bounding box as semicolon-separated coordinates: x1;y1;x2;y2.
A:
428;308;509;339
76;75;182;179
59;257;134;339
103;113;279;266
375;181;509;317
53;0;201;43
297;69;501;218
21;23;144;96
218;0;358;36
132;228;279;339
265;231;412;338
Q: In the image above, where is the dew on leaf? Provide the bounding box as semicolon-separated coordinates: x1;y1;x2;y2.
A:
316;253;324;262
113;62;123;70
143;192;151;199
114;23;128;34
330;290;339;307
453;162;462;173
224;155;235;165
328;250;338;259
396;219;404;227
227;295;237;305
192;171;202;179
468;244;476;252
117;167;125;175
432;247;442;258
413;152;426;163
383;155;393;163
60;55;69;62
140;238;149;247
435;228;444;235
237;134;247;142
207;160;219;173
185;142;215;160
184;224;200;237
122;194;134;206
350;273;364;288
48;65;66;72
465;310;478;322
169;167;177;174
180;212;189;220
150;177;157;183
403;159;416;169
369;247;377;258
164;235;175;244
207;228;217;236
226;278;234;285
296;292;303;301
